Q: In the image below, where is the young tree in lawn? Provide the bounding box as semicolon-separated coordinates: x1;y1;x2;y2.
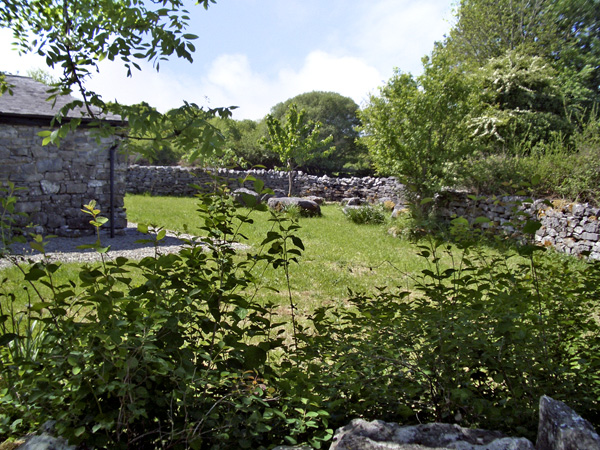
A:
261;103;333;196
269;91;367;175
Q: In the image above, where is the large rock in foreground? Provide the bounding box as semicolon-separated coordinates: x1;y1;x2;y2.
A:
536;395;600;450
330;419;534;450
267;197;321;217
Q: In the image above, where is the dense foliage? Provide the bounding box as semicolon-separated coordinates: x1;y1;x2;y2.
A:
359;50;473;215
0;181;333;449
303;235;600;440
2;189;600;448
360;0;600;206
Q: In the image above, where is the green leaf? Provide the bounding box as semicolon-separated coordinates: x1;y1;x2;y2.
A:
24;268;46;281
243;345;267;370
522;220;542;235
0;333;18;347
451;217;469;227
254;179;265;193
290;235;304;250
30;241;46;253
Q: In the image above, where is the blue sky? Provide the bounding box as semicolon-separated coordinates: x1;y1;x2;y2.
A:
0;0;455;120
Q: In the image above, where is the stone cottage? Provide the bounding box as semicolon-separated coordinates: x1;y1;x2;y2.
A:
0;74;127;237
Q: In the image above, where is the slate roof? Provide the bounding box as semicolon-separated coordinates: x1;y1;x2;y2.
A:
0;74;123;125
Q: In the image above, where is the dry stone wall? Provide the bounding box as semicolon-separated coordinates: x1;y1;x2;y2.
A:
1;123;127;237
126;165;405;202
435;191;600;259
126;166;600;259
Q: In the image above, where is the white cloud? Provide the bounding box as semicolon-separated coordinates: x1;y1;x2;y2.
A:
353;0;453;75
1;0;452;121
2;47;384;121
199;51;383;120
0;29;61;78
279;51;383;108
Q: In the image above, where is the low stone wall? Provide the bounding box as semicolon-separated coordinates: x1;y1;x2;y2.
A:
436;191;600;259
1;123;127;237
125;165;405;202
125;166;600;259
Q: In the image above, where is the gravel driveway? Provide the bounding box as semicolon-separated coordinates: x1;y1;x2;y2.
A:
0;223;218;270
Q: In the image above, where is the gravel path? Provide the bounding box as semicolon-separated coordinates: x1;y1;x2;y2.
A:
0;223;241;270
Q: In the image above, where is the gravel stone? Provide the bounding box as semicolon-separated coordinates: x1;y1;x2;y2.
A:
0;223;247;270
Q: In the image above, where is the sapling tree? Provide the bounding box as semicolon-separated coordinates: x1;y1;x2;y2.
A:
261;103;333;196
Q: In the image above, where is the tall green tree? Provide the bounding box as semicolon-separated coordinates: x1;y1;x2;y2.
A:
210;117;279;169
261;104;333;196
269;91;368;175
359;51;473;215
467;49;591;153
0;0;233;160
440;0;599;154
445;0;600;102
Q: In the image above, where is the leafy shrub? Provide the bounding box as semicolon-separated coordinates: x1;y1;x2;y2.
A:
459;114;600;204
0;180;332;449
343;204;387;225
279;203;302;220
302;230;600;439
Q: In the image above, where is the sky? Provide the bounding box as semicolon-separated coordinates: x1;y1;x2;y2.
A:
0;0;456;121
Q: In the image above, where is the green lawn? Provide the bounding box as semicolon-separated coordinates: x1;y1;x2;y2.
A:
124;194;430;313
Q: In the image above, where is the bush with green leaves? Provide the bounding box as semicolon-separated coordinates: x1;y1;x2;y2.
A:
343;204;387;225
301;222;600;440
459;113;600;203
0;179;332;450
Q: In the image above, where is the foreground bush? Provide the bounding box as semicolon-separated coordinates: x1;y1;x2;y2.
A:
0;182;332;449
2;182;599;448
300;228;600;440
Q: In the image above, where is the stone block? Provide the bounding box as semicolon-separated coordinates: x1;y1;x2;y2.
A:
15;201;41;213
536;396;600;450
88;180;105;189
46;213;67;229
43;171;65;182
330;419;534;450
36;158;63;173
40;180;61;195
582;232;599;242
70;183;88;194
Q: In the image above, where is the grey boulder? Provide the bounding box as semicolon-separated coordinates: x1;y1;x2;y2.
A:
17;433;75;450
536;395;600;450
232;187;261;206
329;419;534;450
267;197;321;217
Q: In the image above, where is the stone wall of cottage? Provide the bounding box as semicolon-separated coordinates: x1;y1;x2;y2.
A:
0;123;127;237
125;165;405;201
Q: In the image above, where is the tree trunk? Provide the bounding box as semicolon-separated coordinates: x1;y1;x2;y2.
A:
287;159;293;197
